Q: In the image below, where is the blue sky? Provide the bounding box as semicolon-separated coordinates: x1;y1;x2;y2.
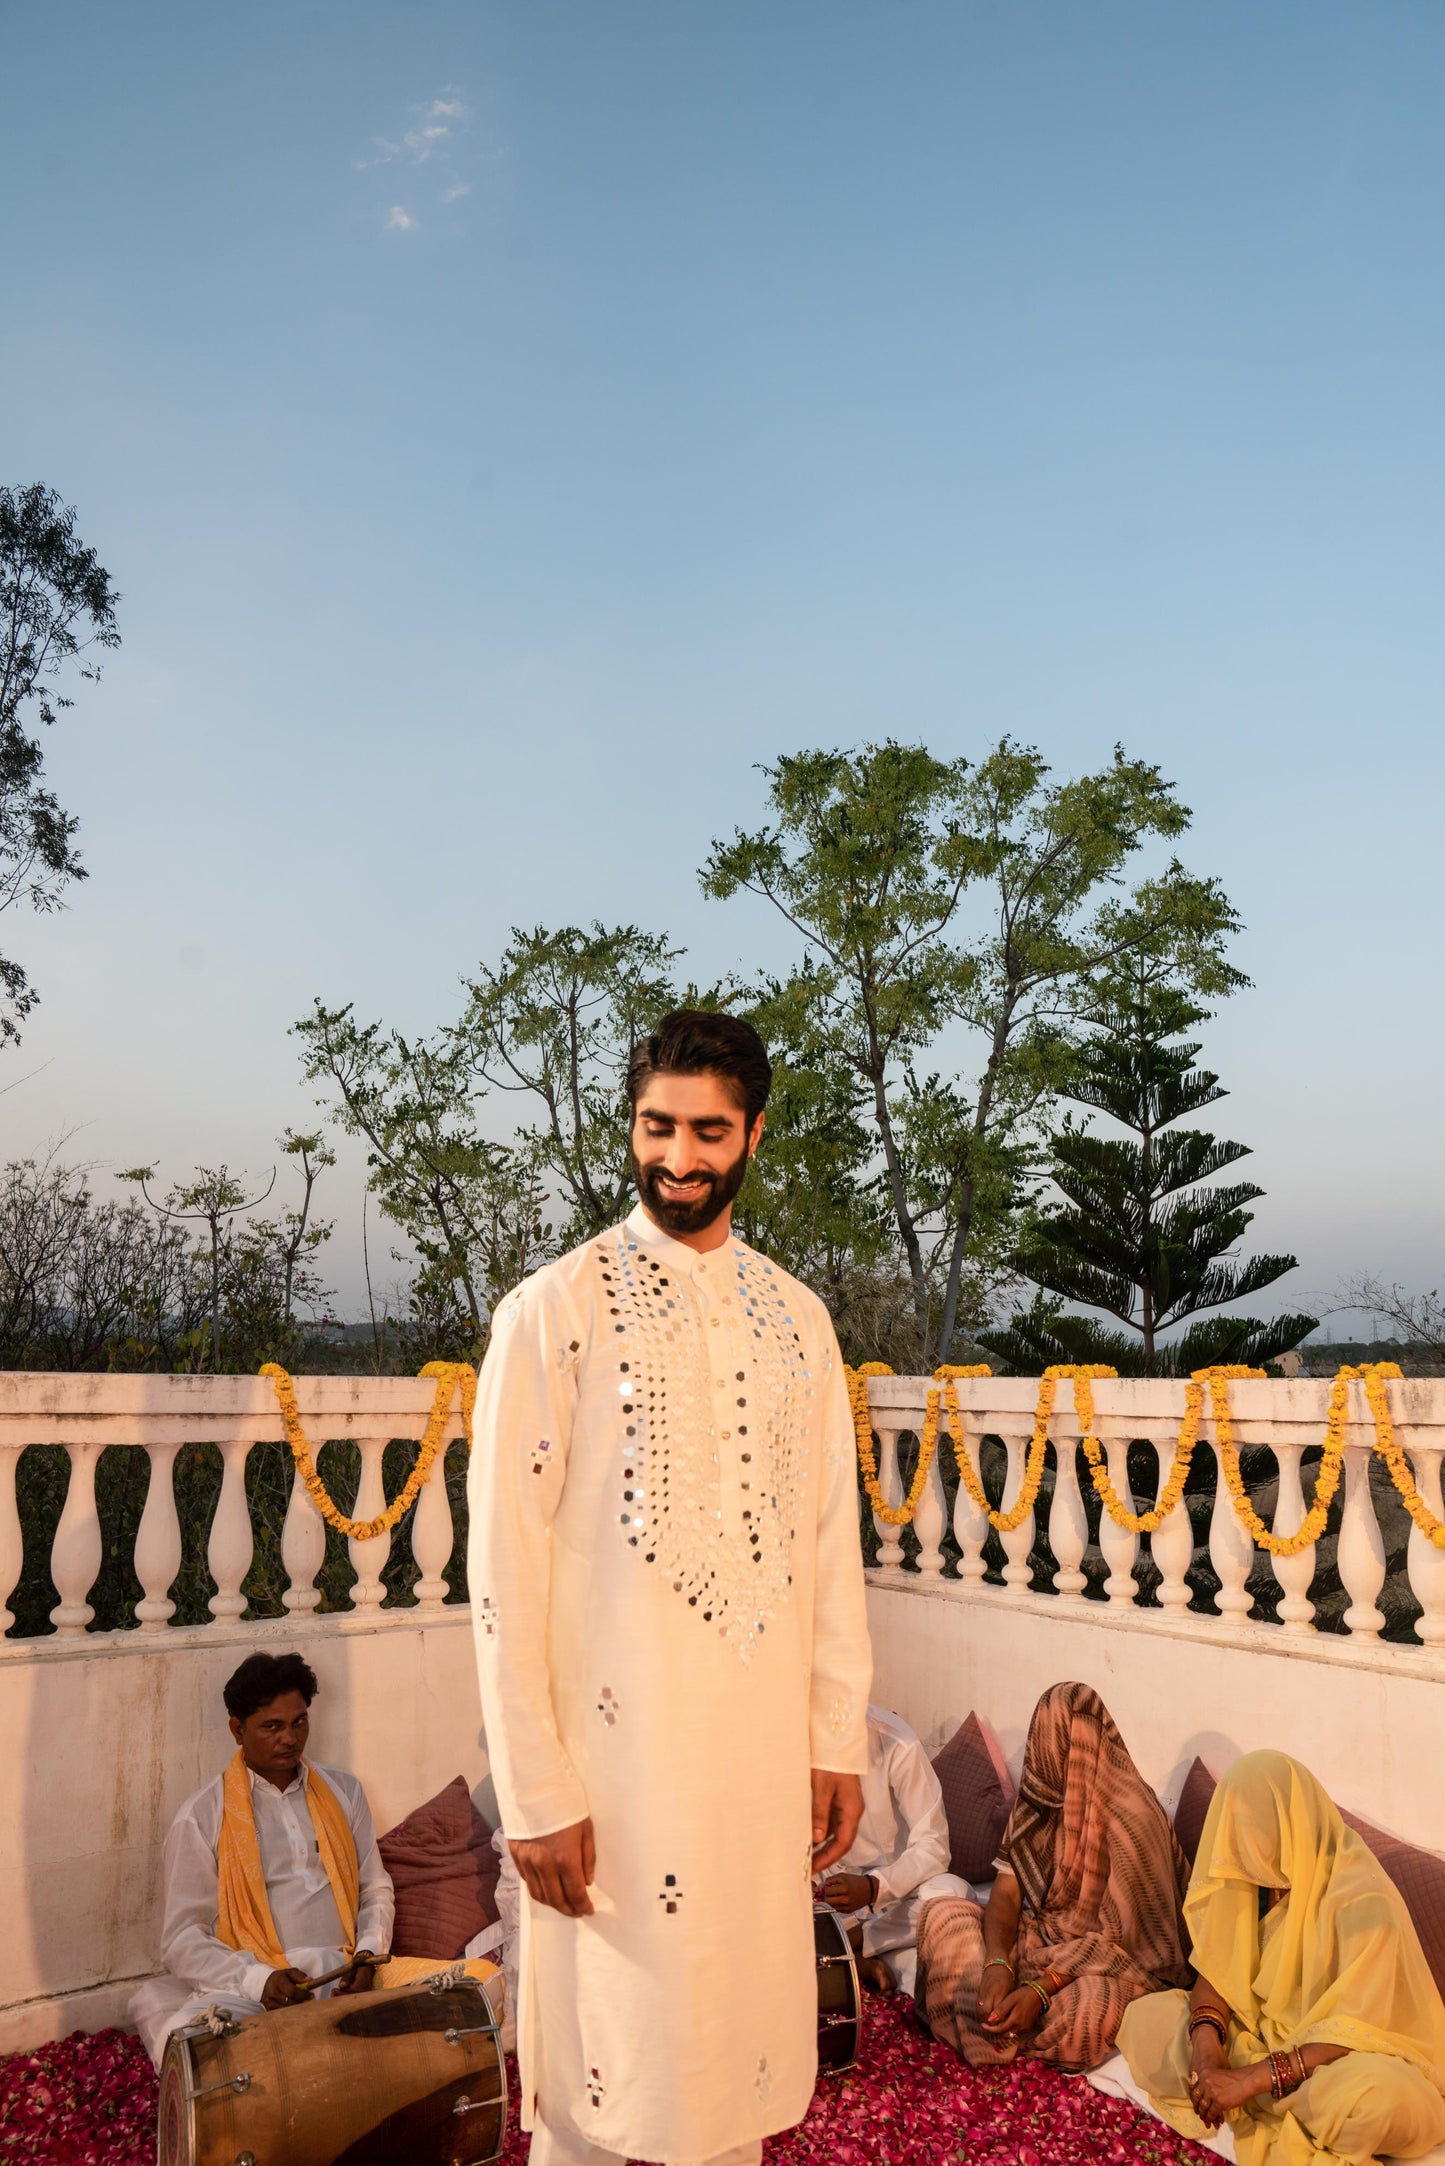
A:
2;0;1442;1320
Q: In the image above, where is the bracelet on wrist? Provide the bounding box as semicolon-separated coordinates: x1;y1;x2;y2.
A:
983;1955;1016;1976
1023;1979;1051;2016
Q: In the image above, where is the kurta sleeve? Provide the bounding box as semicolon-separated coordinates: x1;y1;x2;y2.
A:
343;1776;395;1960
157;1790;273;2006
807;1326;873;1775
468;1275;592;1839
869;1729;951;1905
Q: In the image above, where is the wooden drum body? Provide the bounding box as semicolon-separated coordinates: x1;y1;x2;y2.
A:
813;1906;862;2075
158;1977;506;2166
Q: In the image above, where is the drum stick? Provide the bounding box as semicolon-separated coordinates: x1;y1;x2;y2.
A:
293;1953;373;1995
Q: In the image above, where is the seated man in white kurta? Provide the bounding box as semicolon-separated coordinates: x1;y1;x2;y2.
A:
815;1702;968;1998
470;1008;874;2166
130;1651;394;2068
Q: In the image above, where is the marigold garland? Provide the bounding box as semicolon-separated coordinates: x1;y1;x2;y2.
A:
845;1357;1445;1553
261;1360;477;1542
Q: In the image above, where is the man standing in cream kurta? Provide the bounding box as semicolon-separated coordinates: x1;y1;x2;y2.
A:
469;1010;873;2166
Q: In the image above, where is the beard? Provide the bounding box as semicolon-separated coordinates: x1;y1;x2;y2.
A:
632;1141;751;1237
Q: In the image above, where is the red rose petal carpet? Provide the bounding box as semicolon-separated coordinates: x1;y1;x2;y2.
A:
0;1999;1217;2164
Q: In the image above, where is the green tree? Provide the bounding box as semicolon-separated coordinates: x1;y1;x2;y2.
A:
704;739;1238;1367
980;946;1317;1376
120;1164;278;1370
295;1004;551;1346
0;484;119;1038
456;923;679;1246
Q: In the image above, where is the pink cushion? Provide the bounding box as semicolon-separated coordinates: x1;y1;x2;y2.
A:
1342;1810;1445;2005
378;1777;501;1960
931;1712;1014;1883
1173;1757;1217;1868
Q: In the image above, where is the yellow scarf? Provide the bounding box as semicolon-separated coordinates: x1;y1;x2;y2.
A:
216;1750;359;1969
1187;1750;1445;2089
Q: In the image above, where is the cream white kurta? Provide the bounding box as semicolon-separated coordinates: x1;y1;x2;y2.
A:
468;1206;872;2163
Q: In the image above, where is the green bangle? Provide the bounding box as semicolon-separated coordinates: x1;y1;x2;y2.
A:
1024;1979;1051;2015
983;1955;1015;1975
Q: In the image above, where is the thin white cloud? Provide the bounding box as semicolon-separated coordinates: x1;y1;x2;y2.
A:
443;182;471;202
386;206;419;232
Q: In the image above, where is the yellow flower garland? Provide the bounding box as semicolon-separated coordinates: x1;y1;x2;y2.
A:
261;1360;477;1542
845;1356;1445;1553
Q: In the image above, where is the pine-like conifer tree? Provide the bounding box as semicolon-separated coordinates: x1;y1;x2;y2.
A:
981;952;1316;1377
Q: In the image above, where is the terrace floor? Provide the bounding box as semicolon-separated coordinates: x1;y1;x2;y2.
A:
0;1996;1216;2166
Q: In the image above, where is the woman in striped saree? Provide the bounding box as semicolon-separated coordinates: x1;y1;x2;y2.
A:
915;1681;1191;2072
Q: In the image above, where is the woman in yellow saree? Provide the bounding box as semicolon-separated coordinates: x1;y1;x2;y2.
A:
1119;1751;1445;2166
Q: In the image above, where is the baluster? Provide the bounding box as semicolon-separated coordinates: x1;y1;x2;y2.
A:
1403;1442;1445;1647
1208;1440;1255;1619
951;1414;989;1585
208;1438;256;1621
870;1420;906;1571
0;1448;23;1634
134;1443;182;1630
1149;1429;1194;1612
997;1427;1034;1589
50;1443;103;1635
281;1456;326;1616
412;1443;457;1609
348;1435;393;1608
913;1429;947;1578
1269;1445;1316;1633
1097;1437;1139;1604
1048;1440;1088;1597
1337;1445;1386;1639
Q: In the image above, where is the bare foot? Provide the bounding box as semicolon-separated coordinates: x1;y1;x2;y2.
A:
857;1955;896;1996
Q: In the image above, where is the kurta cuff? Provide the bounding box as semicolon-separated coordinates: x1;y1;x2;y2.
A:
240;1959;273;2004
501;1775;592;1843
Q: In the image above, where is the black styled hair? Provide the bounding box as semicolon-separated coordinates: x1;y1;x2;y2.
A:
626;1009;772;1130
224;1650;319;1722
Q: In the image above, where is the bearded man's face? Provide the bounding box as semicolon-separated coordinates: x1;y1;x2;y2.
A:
631;1072;762;1239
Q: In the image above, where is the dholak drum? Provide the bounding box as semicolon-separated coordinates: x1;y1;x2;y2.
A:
813;1906;862;2074
157;1976;506;2166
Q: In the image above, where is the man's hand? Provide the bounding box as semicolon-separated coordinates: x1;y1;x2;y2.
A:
818;1872;875;1914
511;1818;596;1917
810;1770;864;1875
260;1966;311;2010
334;1950;376;1997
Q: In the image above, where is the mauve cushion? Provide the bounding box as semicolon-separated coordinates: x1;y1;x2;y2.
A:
931;1712;1015;1884
379;1777;501;1960
1173;1757;1218;1868
1342;1809;1445;2005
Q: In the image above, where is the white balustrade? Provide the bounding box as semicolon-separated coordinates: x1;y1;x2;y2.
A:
50;1444;104;1635
207;1438;256;1622
1337;1446;1387;1638
412;1442;458;1609
910;1431;948;1578
281;1458;327;1616
133;1443;182;1630
1096;1435;1140;1604
1146;1430;1195;1612
3;1372;1445;1669
1207;1437;1257;1620
869;1424;907;1570
0;1451;22;1634
1268;1446;1317;1633
996;1427;1035;1589
1047;1439;1089;1598
347;1437;394;1609
1404;1440;1445;1647
950;1416;990;1585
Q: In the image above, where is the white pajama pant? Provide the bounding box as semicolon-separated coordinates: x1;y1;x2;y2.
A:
840;1869;970;1998
529;2107;761;2165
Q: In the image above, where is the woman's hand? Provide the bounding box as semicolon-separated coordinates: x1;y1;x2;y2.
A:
976;1962;1015;2023
980;1983;1047;2038
1189;2059;1272;2129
